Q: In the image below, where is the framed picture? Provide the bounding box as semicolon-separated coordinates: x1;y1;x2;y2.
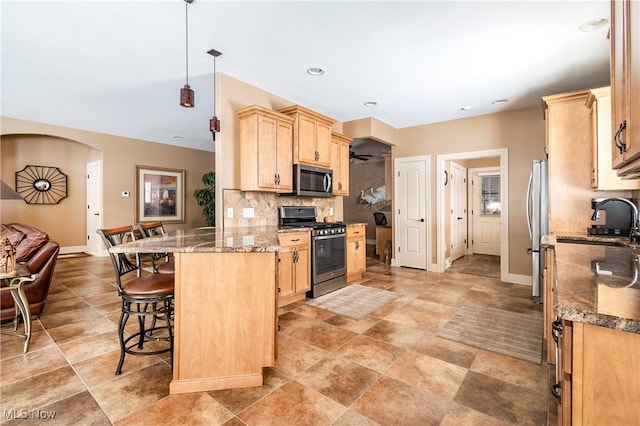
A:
135;165;185;224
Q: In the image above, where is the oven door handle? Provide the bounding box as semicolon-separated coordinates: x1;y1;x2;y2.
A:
314;233;345;241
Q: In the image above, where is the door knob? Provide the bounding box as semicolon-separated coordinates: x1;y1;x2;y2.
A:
457;217;463;220
419;218;425;222
94;213;100;216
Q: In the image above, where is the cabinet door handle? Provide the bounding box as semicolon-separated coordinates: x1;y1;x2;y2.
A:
552;320;563;344
551;384;562;404
355;241;359;250
290;238;300;242
615;120;627;154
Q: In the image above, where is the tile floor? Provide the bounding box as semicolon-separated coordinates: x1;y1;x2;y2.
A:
1;250;551;425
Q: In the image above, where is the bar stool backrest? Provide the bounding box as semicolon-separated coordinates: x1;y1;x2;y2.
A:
97;226;139;294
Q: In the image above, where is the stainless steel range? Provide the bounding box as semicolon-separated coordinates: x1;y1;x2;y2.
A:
279;206;347;298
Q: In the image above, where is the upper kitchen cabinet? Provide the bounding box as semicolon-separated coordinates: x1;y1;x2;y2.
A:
543;90;598;233
238;105;295;193
611;0;640;173
331;132;351;196
278;105;335;168
586;87;640;190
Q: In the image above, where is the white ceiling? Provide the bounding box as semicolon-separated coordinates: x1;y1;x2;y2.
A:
1;1;611;152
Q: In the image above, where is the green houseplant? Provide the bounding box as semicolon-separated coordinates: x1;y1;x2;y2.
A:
193;171;215;227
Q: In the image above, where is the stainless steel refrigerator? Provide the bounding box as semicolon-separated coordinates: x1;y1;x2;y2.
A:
527;159;548;303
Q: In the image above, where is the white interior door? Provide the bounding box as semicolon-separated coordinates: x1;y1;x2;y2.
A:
450;162;467;261
395;157;428;269
471;169;501;255
86;160;104;255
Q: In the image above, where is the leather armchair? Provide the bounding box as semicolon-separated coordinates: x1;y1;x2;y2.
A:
1;224;60;321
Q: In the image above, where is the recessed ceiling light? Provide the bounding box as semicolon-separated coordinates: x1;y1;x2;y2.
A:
492;99;509;105
364;101;378;107
307;67;324;76
579;18;609;32
460;105;472;111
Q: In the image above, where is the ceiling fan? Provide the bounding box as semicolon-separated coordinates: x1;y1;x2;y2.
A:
350;151;373;161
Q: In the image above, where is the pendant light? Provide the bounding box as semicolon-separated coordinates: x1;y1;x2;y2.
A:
180;0;195;108
208;48;222;140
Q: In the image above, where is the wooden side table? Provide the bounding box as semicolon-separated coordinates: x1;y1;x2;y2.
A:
375;226;392;262
1;265;37;353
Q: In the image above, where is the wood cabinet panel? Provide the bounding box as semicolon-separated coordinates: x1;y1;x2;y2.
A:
587;87;640;190
277;231;310;307
171;252;276;393
611;0;640;171
238;105;294;193
559;320;640;425
347;225;366;282
331;132;351;196
279;105;335;168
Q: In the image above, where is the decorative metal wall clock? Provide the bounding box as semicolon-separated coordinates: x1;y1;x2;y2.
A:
15;165;68;204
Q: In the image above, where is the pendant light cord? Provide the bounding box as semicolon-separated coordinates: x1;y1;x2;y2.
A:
185;0;189;86
212;55;216;116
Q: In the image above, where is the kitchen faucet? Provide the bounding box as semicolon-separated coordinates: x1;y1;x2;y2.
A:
591;197;640;244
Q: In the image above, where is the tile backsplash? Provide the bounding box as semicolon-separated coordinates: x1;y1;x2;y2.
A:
223;189;335;228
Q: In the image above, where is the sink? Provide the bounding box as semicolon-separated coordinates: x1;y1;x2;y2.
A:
555;236;630;247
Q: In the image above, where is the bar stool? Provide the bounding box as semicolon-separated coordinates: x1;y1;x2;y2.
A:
135;222;174;274
98;226;174;375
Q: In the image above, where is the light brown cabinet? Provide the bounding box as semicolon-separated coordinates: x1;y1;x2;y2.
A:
277;231;310;307
543;246;555;365
556;320;640;426
279;105;334;168
238;105;294;193
375;226;392;262
586;87;640;190
331;132;351;196
611;0;640;173
347;225;366;283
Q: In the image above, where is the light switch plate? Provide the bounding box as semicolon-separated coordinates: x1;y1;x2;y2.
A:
227;208;233;219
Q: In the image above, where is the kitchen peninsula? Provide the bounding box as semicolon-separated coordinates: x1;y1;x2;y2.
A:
543;235;640;425
109;226;288;394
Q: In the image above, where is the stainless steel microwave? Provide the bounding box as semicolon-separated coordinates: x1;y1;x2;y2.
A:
282;164;332;198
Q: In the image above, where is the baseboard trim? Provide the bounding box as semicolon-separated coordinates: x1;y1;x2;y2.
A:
59;245;87;255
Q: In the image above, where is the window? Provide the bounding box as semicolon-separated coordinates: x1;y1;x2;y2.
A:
481;175;501;215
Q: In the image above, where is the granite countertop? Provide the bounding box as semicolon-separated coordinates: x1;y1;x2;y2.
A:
108;226;308;255
543;234;640;334
346;222;368;227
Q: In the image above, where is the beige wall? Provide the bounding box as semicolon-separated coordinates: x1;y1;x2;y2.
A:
1;117;214;248
395;106;546;276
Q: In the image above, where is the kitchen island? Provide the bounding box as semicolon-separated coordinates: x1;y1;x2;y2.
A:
543;235;640;425
109;226;293;394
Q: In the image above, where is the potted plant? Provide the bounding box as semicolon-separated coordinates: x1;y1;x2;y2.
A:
193;171;215;227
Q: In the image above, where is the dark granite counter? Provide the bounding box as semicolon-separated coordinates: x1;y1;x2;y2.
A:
543;234;640;334
108;226;308;254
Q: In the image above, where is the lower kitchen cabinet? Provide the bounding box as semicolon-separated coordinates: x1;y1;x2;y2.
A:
277;231;310;307
347;225;366;283
555;320;640;425
543;246;555;364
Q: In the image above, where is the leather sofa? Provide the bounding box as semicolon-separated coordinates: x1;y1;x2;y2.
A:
1;223;60;321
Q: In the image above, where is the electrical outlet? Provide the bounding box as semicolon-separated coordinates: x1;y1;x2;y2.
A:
243;208;254;218
227;208;233;219
329;207;334;215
